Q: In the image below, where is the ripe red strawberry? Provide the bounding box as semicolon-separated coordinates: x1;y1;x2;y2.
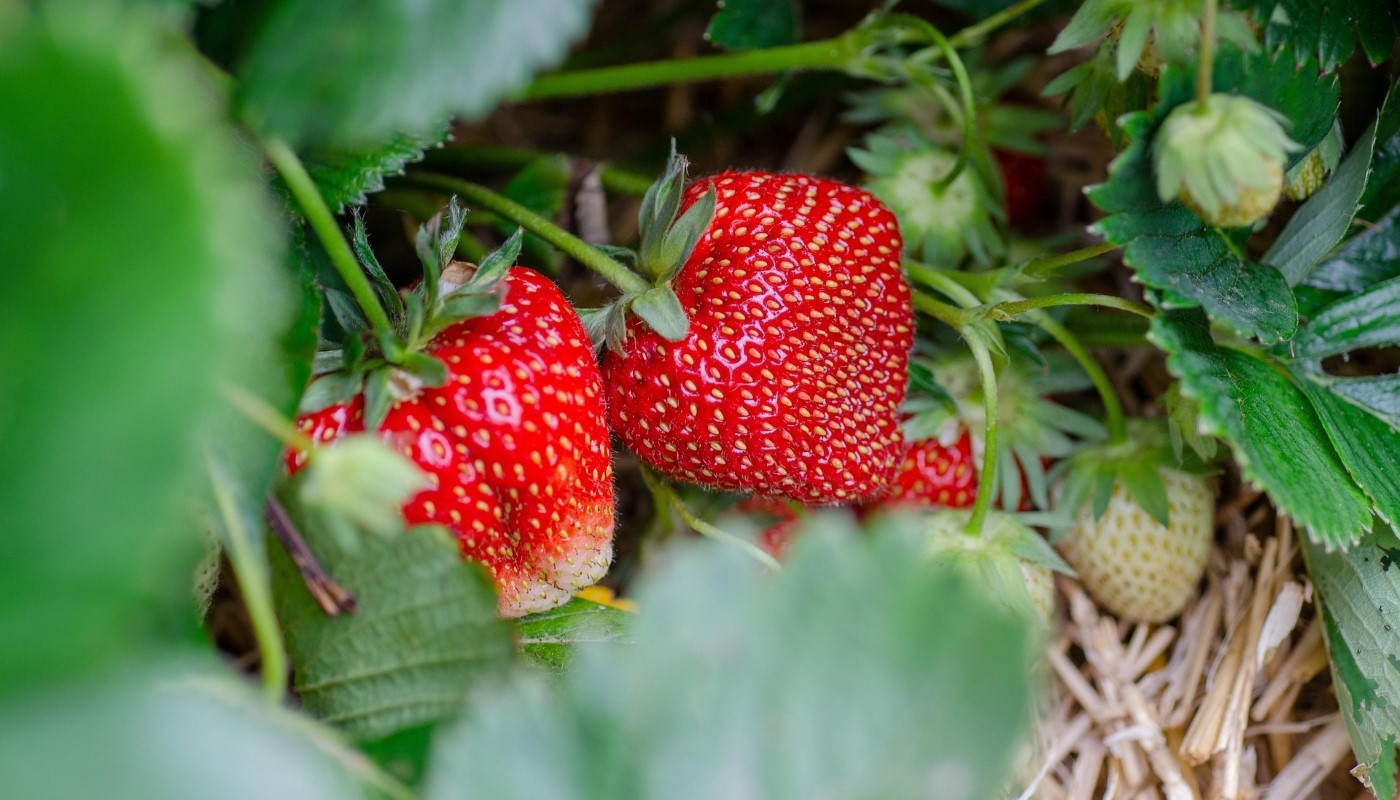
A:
289;267;614;618
993;149;1046;229
882;428;979;509
603;171;914;504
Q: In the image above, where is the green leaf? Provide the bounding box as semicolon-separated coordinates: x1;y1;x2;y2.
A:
0;660;371;800
1151;311;1372;547
1302;525;1400;796
1361;78;1400;219
0;4;290;693
464;228;523;294
516;598;634;673
271;485;515;741
236;0;596;148
705;0;801;51
1266;115;1378;285
305;124;451;212
1297;379;1400;537
1236;0;1399;74
1090;114;1298;342
631;286;691;342
424;514;1035;800
1292;276;1400;363
1306;206;1400;294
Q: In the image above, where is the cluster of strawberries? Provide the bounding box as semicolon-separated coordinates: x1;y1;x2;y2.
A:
292;168;1212;627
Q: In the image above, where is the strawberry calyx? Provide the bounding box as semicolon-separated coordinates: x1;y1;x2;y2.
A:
851;129;1005;267
1052;418;1214;530
579;146;715;353
302;198;519;430
903;348;1106;511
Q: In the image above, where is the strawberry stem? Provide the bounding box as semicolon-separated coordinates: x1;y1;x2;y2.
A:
986;293;1153;320
1197;0;1218;109
640;465;782;571
886;14;979;191
423;146;655;197
204;451;288;702
264;138;399;343
399;172;652;296
1019;242;1118;279
521;32;870;100
964;334;1001;537
1032;312;1129;444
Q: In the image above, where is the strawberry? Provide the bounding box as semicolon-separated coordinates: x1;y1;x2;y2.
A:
1154;93;1300;229
1051;421;1215;623
603;171;914;504
993;148;1046;229
880;428;979;510
290;243;614;617
917;509;1065;624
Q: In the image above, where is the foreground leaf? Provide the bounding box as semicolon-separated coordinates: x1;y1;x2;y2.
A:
1302;525;1400;798
305;125;452;212
237;0;596;148
425;514;1035;800
271;484;515;741
706;0;801;51
0;3;288;693
0;659;369;800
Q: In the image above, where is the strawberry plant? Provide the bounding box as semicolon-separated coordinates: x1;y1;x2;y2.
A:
7;0;1400;798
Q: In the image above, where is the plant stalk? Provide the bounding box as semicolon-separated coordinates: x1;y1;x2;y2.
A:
1019;241;1118;279
1033;312;1128;443
640;466;781;571
1197;0;1218;108
399;172;651;295
264;138;397;341
964;335;1000;537
987;292;1153;320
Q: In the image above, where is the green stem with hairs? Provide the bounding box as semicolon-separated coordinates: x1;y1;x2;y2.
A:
952;0;1049;46
205;452;287;701
906;261;983;309
1197;0;1218;108
264;138;397;342
640;466;781;571
399;172;651;296
1019;241;1118;279
986;292;1153;320
522;31;870;100
963;334;1000;537
912;291;972;329
886;14;979;189
1032;312;1128;444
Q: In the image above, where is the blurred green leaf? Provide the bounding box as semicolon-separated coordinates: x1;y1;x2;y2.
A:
424;514;1035;800
305;125;452;212
271;482;515;741
1361;79;1400;220
0;3;289;692
1306;207;1400;296
0;660;375;800
1296;381;1400;537
236;0;596;148
1236;0;1399;74
517;598;634;673
705;0;801;51
1302;525;1400;797
1151;310;1372;548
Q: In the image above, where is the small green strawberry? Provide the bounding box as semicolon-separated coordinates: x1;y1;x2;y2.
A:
916;508;1068;624
1284;121;1343;202
1153;93;1301;229
1052;421;1215;623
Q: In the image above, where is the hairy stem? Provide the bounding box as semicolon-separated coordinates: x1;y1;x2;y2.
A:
640;466;782;571
400;172;651;295
205;453;287;701
906;261;984;309
1019;241;1118;279
987;292;1153;320
1033;312;1128;443
264;138;397;341
964;335;1000;537
522;31;868;100
912;290;972;329
1197;0;1218;107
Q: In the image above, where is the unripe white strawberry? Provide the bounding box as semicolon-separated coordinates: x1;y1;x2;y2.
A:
1154;93;1300;229
1056;467;1213;623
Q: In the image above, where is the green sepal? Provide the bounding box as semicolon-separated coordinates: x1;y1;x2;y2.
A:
637;144;689;281
352;210;404;317
312;348;346;375
340;331;367;374
461;227;521;294
1119;457;1170;527
656;184;715;283
577;305;612;351
298;370;365;414
631;285;690;342
1166;382;1218;463
402;290;427;348
594;244;638;265
605;301;632;355
398;352;449;389
362;368;395;432
437;292;502;327
414;196;469;308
